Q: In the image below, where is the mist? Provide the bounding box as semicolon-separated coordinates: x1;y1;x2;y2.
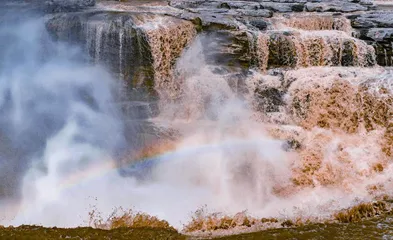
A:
0;3;127;224
1;1;392;233
0;10;290;226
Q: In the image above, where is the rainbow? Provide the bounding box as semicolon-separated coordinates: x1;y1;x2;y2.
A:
58;137;283;190
6;137;283;225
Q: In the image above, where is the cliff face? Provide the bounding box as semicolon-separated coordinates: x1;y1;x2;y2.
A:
44;0;393;100
42;0;393;133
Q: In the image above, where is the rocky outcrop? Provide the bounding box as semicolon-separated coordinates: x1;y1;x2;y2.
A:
364;28;393;65
46;11;195;100
47;12;155;96
350;11;393;65
44;0;95;13
169;0;374;14
305;1;369;13
44;0;389;92
44;0;393;105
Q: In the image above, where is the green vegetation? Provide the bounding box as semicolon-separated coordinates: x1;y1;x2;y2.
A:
3;201;393;239
2;215;393;240
0;226;185;240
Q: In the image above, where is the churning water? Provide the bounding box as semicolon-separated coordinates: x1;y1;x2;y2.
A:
1;1;393;239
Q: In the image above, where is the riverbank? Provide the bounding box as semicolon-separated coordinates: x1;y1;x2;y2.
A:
2;214;393;240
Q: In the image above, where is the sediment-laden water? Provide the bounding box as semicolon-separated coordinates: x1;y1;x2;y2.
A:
2;0;393;239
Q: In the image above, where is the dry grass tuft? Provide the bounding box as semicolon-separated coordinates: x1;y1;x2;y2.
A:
261;218;279;224
183;209;301;234
281;219;295;227
89;207;175;231
334;201;389;223
183;210;259;233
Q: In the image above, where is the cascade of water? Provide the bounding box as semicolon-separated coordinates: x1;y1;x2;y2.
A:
276;14;352;33
136;15;196;101
4;0;393;236
252;30;376;70
48;11;196;102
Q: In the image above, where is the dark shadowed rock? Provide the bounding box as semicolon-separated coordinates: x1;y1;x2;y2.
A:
46;11;154;91
249;19;269;30
351;12;393;66
366;28;393;42
260;2;305;13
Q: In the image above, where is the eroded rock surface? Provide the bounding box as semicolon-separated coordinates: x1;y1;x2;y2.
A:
44;0;393;104
350;11;393;65
45;0;96;13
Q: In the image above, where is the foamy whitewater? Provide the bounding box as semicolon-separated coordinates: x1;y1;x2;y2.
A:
2;1;393;233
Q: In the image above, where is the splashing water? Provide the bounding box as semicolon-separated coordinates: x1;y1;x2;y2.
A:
0;6;127;226
3;2;393;236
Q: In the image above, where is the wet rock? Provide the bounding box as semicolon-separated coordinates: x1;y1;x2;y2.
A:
179;11;239;30
255;87;285;113
260;2;305;13
282;139;302;151
305;1;368;13
249;19;269;30
367;28;393;42
169;0;374;14
45;0;95;13
170;0;261;11
169;0;209;9
234;9;273;18
46;11;195;99
341;39;357;66
170;0;275;18
250;72;286;115
46;11;155;93
364;28;393;65
373;41;393;66
220;1;261;10
351;12;393;29
200;31;252;72
351;12;393;66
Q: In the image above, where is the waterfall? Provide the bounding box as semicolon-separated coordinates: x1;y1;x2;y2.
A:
252;30;376;70
3;0;393;236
